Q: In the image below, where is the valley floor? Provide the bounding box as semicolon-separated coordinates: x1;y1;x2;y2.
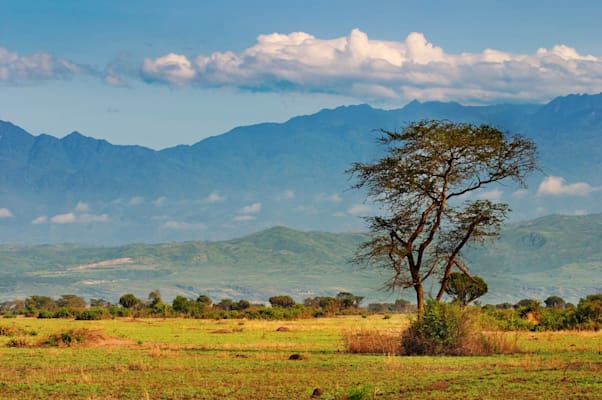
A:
0;316;600;399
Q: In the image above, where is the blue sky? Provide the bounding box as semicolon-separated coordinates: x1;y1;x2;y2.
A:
1;0;602;149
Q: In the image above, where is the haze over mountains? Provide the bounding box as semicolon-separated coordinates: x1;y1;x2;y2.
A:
0;215;600;304
1;92;601;244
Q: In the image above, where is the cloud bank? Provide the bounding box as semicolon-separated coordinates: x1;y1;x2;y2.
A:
537;176;601;196
141;29;602;103
0;47;82;83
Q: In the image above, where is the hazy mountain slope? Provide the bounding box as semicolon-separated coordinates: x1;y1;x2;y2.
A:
0;216;599;305
1;93;601;243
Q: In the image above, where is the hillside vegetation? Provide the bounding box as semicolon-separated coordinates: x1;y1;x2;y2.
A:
0;215;600;305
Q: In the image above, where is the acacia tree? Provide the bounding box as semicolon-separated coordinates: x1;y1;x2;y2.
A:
444;272;488;306
349;120;537;315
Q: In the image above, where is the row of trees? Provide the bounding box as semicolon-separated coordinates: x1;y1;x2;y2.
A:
0;291;374;320
1;290;599;330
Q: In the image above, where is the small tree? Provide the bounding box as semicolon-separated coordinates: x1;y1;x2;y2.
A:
119;293;141;309
196;295;213;306
336;292;364;309
349;120;537;315
57;294;87;309
25;296;58;314
444;272;488;306
544;296;566;309
269;295;296;308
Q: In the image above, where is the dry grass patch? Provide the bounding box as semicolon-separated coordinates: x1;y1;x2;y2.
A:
343;328;402;355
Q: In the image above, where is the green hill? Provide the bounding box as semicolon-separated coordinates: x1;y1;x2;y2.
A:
0;217;600;305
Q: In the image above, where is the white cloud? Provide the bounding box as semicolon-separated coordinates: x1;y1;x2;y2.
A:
142;53;196;85
476;189;503;202
51;212;77;224
153;196;167;206
276;190;295;201
0;208;13;218
316;193;343;203
537;176;601;196
129;196;144;205
204;191;225;203
233;215;256;222
512;189;530;198
347;203;372;216
32;216;48;225
0;47;82;83
240;202;262;214
140;29;602;103
75;201;90;212
50;212;108;224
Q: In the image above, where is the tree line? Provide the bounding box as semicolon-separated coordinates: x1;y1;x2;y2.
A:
0;291;600;330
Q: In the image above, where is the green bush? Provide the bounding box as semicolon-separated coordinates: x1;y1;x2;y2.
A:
402;300;519;355
76;307;110;320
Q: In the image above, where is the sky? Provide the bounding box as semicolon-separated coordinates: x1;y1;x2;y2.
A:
1;0;602;149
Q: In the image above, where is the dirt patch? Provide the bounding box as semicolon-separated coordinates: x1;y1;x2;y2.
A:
38;328;135;348
426;381;449;391
211;329;233;334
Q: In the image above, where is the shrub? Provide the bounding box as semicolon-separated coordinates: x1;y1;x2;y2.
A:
5;337;29;348
43;328;103;347
401;300;519;355
54;307;78;319
76;307;110;320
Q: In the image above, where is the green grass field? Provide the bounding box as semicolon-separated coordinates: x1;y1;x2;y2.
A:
0;316;600;399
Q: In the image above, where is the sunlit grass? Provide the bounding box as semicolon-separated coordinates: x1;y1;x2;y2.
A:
0;316;600;399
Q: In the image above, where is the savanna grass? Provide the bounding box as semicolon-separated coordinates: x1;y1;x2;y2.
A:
0;315;600;399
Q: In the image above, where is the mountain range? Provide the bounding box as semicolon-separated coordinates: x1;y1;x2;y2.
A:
1;93;602;244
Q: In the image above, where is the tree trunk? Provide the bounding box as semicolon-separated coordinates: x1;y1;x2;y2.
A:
415;284;425;317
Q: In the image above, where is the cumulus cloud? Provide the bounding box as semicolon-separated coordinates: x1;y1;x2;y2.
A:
32;216;48;225
476;189;503;202
537;176;601;196
0;47;84;83
142;53;196;85
204;191;225;203
139;29;602;102
347;203;372;216
49;202;109;224
0;208;13;218
50;212;77;224
240;202;262;214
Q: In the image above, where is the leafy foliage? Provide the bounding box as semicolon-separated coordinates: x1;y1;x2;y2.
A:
444;272;488;306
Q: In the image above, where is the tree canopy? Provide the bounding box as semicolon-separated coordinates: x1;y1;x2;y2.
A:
349;120;538;314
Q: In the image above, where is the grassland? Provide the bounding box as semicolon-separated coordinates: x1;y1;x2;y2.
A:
0;316;600;399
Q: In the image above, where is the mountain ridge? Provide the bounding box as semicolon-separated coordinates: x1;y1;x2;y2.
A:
1;92;601;244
